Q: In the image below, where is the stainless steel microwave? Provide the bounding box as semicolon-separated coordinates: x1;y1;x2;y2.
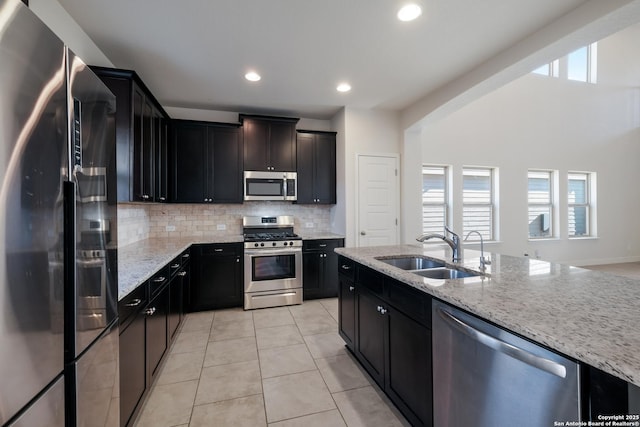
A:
244;171;297;201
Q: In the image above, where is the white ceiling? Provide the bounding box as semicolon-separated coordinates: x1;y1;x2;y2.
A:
56;0;592;119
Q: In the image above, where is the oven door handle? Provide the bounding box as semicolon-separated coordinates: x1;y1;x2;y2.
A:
244;248;302;256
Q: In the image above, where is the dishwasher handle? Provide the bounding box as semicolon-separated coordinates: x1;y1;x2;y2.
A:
437;307;567;378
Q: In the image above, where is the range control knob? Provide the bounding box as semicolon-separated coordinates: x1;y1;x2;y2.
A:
289;241;293;246
260;243;265;247
254;243;259;247
272;242;277;247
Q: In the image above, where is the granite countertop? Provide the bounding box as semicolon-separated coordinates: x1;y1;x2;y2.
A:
335;244;640;387
297;231;345;240
117;232;344;300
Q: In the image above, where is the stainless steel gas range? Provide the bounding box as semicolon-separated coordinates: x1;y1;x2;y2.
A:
243;216;303;310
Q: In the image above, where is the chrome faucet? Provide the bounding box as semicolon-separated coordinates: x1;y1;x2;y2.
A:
464;230;491;270
416;226;462;262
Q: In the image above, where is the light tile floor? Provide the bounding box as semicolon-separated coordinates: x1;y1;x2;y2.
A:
134;298;410;427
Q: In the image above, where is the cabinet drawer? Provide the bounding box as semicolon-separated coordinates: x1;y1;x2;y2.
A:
338;256;355;280
168;255;182;277
180;248;191;264
357;265;384;296
386;278;431;327
197;243;241;256
303;238;344;251
149;265;170;297
118;284;147;328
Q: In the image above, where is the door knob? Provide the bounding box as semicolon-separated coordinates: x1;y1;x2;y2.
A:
360;231;366;236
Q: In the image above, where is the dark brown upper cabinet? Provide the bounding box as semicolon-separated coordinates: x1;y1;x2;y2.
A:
91;67;170;202
296;130;337;204
240;114;299;172
170;120;243;204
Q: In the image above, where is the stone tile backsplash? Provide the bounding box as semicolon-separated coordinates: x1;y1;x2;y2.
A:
118;202;333;246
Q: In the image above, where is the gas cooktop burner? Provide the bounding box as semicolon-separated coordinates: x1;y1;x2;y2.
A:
244;231;301;242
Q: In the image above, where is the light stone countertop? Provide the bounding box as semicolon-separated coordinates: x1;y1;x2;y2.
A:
335;244;640;387
117;236;243;300
117;233;343;300
297;231;345;240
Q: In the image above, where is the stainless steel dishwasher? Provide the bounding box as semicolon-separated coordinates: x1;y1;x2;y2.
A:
432;301;581;426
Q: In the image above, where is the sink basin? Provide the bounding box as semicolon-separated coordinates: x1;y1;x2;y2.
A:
377;256;446;270
412;267;480;279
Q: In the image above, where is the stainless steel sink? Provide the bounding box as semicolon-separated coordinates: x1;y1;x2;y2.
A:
412;267;479;279
376;256;446;270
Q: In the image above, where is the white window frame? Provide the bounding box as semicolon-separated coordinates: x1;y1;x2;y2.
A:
528;170;557;240
568;172;595;238
421;165;449;235
531;42;597;83
462;167;496;241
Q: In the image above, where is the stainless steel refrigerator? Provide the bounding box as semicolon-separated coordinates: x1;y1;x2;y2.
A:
0;0;119;425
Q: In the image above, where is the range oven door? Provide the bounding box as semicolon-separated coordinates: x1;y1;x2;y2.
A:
244;247;302;293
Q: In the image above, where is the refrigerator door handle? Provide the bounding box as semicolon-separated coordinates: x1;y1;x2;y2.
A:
436;307;567;378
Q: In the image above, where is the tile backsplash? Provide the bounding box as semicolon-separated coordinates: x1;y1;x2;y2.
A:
118;202;333;247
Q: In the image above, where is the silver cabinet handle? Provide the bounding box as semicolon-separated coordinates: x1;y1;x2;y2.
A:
182;253;190;259
125;298;142;307
437;307;567;378
171;263;180;269
349;286;354;291
214;248;223;252
380;307;387;315
319;244;327;247
153;276;166;283
145;307;156;316
341;265;352;270
159;197;166;201
177;271;187;277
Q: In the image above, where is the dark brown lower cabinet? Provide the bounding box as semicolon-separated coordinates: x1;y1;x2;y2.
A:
303;238;343;300
146;283;169;383
119;306;145;427
343;263;433;427
191;243;243;311
338;274;356;350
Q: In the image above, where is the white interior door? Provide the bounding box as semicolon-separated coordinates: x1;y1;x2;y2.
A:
357;154;399;247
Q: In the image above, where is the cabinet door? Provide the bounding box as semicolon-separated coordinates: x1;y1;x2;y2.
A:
146;286;169;382
338;276;356;350
269;121;296;171
172;123;207;202
119;312;146;427
314;133;336;204
132;88;144;201
155;113;168;202
192;245;242;311
386;307;432;427
295;133;315;203
138;98;154;201
243;119;269;171
302;250;322;299
168;276;181;341
323;248;339;297
210;126;242;203
356;288;386;385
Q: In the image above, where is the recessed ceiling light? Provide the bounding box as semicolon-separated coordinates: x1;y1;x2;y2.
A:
397;3;422;21
245;71;261;82
336;83;351;93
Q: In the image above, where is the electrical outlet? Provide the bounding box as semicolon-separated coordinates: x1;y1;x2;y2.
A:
305;222;314;228
216;224;227;231
166;225;176;232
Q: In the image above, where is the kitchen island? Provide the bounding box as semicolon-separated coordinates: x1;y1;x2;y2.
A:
336;244;640;390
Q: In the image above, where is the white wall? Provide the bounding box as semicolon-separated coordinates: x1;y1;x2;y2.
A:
29;0;113;67
415;24;640;265
338;108;401;247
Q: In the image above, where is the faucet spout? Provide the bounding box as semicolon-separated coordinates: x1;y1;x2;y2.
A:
464;230;491;269
415;226;462;262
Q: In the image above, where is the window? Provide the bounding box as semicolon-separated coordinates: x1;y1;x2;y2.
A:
528;170;554;239
531;42;597;83
422;166;448;234
568;172;593;237
462;167;495;241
